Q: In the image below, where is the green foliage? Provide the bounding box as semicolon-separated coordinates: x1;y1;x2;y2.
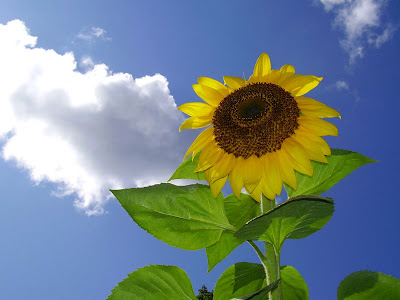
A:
337;271;400;300
281;266;308;300
169;153;206;181
206;193;261;271
234;195;334;251
110;146;380;300
107;265;196;300
285;149;376;197
197;285;214;300
111;183;235;250
232;280;280;300
213;262;268;300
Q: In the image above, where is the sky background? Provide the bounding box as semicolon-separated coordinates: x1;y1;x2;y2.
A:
0;0;399;299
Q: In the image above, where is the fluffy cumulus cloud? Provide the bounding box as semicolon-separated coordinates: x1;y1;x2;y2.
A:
0;20;192;215
318;0;395;63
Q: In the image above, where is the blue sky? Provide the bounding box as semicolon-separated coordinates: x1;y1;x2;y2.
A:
0;0;399;299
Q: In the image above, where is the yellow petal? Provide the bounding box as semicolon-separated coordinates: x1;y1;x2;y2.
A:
292;132;328;163
275;150;297;190
229;156;245;199
281;75;323;96
205;169;227;198
282;137;313;176
263;153;283;195
296;127;331;156
183;126;214;160
242;155;263;194
247;180;262;202
209;153;236;182
223;76;246;90
260;177;276;200
192;84;220;107
262;69;279;84
295;97;341;119
275;71;296;86
280;64;295;74
196;141;225;172
264;69;293;86
200;84;226;104
298;116;338;136
252;53;271;80
179;116;212;132
178;102;215;118
198;77;229;97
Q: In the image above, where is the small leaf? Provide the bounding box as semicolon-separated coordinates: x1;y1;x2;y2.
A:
169;153;206;181
111;183;234;250
285;149;376;197
107;265;196;300
206;194;261;271
338;271;400;300
213;263;267;300
281;266;308;300
234;195;334;251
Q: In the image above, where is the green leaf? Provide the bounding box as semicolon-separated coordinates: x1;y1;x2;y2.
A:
206;194;261;272
206;233;243;272
285;149;376;197
213;263;268;300
234;195;334;251
169;153;206;181
111;183;234;250
232;280;280;299
107;265;196;300
281;265;308;300
338;271;400;300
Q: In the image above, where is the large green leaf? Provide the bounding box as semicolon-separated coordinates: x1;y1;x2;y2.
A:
234;195;334;251
107;265;196;300
111;183;235;250
338;271;400;300
281;266;308;300
206;194;261;271
169;153;206;181
285;149;376;197
213;263;268;300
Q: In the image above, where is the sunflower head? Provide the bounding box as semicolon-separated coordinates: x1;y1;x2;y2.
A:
178;53;340;202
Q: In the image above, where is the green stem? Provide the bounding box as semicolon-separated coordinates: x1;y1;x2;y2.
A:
261;195;282;300
261;194;275;214
248;240;269;275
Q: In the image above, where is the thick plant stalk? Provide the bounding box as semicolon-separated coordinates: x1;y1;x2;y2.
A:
261;195;282;300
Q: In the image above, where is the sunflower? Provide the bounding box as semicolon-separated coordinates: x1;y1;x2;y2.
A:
178;53;340;202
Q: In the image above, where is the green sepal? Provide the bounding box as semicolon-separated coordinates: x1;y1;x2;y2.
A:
285;149;376;197
168;152;206;181
338;270;400;300
234;195;334;251
107;265;196;300
213;262;268;300
206;193;261;272
281;265;309;300
111;183;234;250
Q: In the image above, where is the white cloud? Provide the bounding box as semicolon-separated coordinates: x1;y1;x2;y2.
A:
76;26;110;41
320;0;346;11
335;80;349;90
0;20;192;215
368;24;396;48
318;0;394;64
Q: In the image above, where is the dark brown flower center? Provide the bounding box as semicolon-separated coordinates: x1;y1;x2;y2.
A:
213;82;299;159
